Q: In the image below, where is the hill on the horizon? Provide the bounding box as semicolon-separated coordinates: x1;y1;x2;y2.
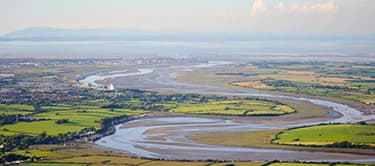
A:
0;27;161;41
2;27;372;42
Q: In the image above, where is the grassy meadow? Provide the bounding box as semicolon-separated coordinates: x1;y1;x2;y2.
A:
273;124;375;146
176;62;375;106
0;104;34;115
1;61;374;165
0;100;148;136
0;97;298;137
171;99;295;116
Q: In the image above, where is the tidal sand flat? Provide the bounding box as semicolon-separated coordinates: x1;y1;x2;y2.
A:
96;117;375;162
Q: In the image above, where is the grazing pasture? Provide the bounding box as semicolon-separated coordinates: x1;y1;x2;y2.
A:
176;62;375;106
34;105;148;129
0;120;84;136
171;99;295;116
0;102;148;136
273;124;375;147
0;104;34;115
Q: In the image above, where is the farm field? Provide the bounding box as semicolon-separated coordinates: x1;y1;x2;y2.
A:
0;120;85;136
0;104;34;115
35;104;148;129
176;62;375;106
1;60;374;165
2;0;375;163
170;99;295;116
0;101;149;136
189;125;375;155
0;98;297;137
273;124;375;147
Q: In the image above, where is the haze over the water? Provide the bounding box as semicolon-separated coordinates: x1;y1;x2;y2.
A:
1;0;375;36
1;0;375;58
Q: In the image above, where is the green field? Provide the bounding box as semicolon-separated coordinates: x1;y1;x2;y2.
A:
171;99;295;116
176;62;375;106
0;96;297;137
0;121;84;136
6;149;61;158
0;102;148;136
0;104;34;115
34;105;148;129
1;61;374;166
22;163;87;166
273;124;375;146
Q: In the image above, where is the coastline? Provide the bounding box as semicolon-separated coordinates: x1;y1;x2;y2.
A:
78;63;375;162
92;115;375;162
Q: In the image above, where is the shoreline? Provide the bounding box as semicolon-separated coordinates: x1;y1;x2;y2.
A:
79;63;375;162
93;115;375;163
78;62;374;121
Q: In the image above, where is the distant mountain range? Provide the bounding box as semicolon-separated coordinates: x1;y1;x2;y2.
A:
0;27;167;41
1;27;374;41
1;27;250;41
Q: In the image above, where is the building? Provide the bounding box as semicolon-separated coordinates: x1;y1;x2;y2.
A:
107;83;114;90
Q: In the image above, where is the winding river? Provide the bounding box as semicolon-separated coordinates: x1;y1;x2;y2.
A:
79;68;154;87
80;61;375;162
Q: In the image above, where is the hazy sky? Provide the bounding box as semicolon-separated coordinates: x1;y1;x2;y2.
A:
1;0;375;36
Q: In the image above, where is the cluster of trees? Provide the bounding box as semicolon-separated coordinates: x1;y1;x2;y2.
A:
114;89;227;103
55;119;69;124
0;133;53;152
276;140;375;150
216;72;258;76
0;88;235;152
101;89;233;112
349;79;375;83
252;61;322;70
325;68;375;78
91;114;140;142
262;79;354;92
0;79;17;87
1;87;230;110
102;102;168;112
0;87;292;163
97;115;129;132
0;114;36;126
0;114;17;126
0;153;31;163
325;141;375;149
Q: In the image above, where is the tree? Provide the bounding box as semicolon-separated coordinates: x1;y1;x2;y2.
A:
55;119;69;124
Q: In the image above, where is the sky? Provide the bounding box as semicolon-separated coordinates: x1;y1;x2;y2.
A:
1;0;375;36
